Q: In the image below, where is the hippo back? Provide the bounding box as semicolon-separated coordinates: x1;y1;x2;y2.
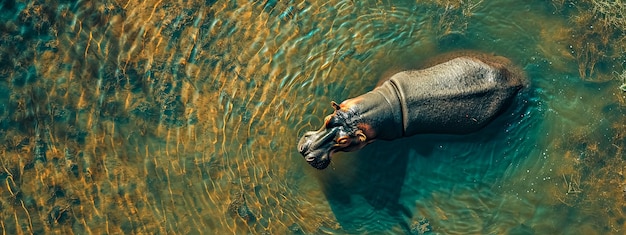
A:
386;57;524;136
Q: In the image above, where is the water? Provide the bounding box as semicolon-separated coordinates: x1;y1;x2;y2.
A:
0;0;625;234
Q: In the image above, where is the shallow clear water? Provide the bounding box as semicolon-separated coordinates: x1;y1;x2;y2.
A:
0;0;625;234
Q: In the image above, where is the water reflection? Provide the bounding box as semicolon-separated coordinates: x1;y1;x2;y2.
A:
0;0;624;234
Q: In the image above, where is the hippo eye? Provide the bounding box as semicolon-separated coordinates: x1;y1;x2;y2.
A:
336;136;349;145
326;116;343;128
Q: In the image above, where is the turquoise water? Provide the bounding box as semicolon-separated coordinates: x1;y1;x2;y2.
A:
0;0;625;234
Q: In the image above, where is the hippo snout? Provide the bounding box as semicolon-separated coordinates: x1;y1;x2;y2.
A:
297;129;336;170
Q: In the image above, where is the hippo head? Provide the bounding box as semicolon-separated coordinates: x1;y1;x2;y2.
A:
297;102;369;169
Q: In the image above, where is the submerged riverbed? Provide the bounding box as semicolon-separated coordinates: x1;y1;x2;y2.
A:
1;0;625;234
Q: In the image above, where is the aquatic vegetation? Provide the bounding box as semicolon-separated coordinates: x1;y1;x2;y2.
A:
552;0;626;81
587;0;626;31
423;0;484;49
540;101;626;231
544;2;626;231
410;218;433;235
617;70;626;92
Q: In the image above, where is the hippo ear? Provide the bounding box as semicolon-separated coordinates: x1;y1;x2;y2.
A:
331;101;340;110
356;130;367;142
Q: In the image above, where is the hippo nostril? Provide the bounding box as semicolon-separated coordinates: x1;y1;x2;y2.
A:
305;155;315;162
299;142;307;153
298;139;309;154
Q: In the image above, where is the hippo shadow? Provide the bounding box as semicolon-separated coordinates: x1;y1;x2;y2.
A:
313;106;528;233
314;136;427;233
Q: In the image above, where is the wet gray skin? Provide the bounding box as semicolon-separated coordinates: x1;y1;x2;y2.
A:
298;56;525;170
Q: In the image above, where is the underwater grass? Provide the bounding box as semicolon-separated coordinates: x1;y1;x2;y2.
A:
546;1;626;229
551;0;626;82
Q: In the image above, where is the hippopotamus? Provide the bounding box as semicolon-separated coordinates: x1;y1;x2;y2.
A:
297;55;525;169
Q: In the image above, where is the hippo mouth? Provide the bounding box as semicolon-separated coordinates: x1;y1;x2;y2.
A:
301;150;332;170
297;128;338;170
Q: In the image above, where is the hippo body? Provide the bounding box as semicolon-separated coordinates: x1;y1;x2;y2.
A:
298;56;525;169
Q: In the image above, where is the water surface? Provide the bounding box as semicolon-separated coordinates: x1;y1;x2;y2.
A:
0;0;625;234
